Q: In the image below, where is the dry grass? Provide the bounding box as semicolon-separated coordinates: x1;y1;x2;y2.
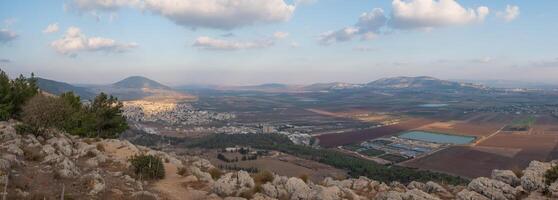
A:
298;174;309;183
208;168;222;180
96;143;105;152
253;170;274;185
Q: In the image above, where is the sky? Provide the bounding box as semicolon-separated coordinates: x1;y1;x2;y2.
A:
0;0;557;86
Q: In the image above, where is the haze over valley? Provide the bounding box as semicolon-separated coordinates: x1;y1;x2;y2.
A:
2;1;558;200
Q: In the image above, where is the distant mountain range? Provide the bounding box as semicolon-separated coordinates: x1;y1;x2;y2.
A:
36;77;96;100
366;76;486;91
37;75;498;100
37;76;195;101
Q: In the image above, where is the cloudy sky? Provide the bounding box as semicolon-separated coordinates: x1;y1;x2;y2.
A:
0;0;557;85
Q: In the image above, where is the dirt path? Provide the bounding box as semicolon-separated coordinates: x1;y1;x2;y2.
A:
100;141;211;200
152;163;209;200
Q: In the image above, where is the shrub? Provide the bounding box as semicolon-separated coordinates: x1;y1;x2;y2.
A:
20;95;74;134
96;143;105;152
254;170;274;185
298;174;309;183
511;165;524;178
129;154;165;180
177;167;188;176
544;164;558;185
208;168;223;180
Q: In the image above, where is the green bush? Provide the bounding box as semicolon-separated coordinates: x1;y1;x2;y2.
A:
0;70;39;120
129;154;165;180
545;164;558;185
18;92;128;139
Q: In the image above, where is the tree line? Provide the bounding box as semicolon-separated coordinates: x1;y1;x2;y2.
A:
0;70;128;138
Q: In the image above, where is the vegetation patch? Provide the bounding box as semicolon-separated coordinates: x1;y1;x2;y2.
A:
505;116;536;131
379;154;409;163
129;154;165;180
544;164;558;186
360;148;385;157
188;134;469;185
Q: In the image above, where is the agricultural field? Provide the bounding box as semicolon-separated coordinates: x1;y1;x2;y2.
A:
402;114;558;178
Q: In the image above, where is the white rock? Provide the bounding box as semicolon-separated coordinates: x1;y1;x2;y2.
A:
468;177;518;200
403;189;441;200
284;177;310;200
456;189;490;200
492;170;521;187
312;185;342;200
213;171;255;196
82;172;106;196
521;161;552;192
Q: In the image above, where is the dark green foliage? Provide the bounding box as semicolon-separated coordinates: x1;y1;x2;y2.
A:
87;93;128;138
19;91;128;138
545;164;558;186
129;154;165;180
0;70;39;120
189;134;469;185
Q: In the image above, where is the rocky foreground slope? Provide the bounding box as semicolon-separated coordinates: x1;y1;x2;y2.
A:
1;120;558;200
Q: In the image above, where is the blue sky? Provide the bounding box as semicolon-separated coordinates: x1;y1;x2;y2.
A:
0;0;557;85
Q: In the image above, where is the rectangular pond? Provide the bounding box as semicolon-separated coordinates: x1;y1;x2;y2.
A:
398;131;475;145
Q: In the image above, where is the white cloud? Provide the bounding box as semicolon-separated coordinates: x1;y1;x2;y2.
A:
318;8;385;44
356;8;387;33
43;23;60;34
497;5;520;22
318;27;360;45
318;0;491;44
390;0;489;29
0;29;18;44
193;36;273;51
50;26;138;56
273;32;289;39
67;0;295;30
143;0;295;30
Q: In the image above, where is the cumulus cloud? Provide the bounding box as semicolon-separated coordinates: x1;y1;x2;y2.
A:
319;0;491;44
356;8;387;33
0;29;18;44
66;0;295;30
390;0;489;29
143;0;295;30
50;26;138;56
318;8;386;45
497;5;520;22
273;32;289;39
193;36;273;51
43;23;60;34
318;27;359;45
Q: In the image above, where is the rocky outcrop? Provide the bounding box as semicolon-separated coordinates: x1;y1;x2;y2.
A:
213;171;255;196
468;177;519;200
491;170;521;187
521;161;552;192
2;121;558;200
